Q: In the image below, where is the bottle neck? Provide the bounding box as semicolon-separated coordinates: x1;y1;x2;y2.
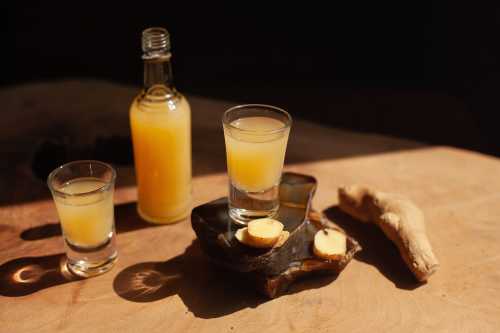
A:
143;53;175;97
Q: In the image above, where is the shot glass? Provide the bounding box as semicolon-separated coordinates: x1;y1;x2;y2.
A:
223;104;292;224
48;160;118;277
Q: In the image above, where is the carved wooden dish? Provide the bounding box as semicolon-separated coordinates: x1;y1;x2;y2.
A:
191;172;361;298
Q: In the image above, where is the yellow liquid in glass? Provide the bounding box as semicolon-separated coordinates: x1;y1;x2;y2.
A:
224;117;289;192
54;178;114;247
130;94;192;223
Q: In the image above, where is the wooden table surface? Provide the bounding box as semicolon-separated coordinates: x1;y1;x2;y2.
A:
1;81;499;332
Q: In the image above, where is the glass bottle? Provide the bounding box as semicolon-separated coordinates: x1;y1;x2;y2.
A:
129;27;192;224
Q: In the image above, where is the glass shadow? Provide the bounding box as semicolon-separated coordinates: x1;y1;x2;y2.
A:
0;253;81;297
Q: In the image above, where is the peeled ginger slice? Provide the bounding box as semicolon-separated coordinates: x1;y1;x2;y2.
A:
313;228;346;260
247;218;284;247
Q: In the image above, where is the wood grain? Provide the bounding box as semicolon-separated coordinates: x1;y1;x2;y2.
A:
1;81;499;332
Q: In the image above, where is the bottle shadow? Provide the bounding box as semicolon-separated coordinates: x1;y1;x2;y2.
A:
323;206;423;290
0;253;82;297
20;201;160;241
113;240;336;318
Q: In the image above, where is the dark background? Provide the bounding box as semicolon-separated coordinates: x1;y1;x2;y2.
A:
4;2;500;156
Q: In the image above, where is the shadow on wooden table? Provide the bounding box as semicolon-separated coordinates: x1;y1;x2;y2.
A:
20;202;160;241
0;253;82;297
113;240;336;318
323;206;424;290
1;202;160;296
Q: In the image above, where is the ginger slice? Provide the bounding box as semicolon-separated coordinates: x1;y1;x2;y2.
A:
247;218;284;247
338;185;439;282
235;227;289;249
313;228;347;260
235;228;270;248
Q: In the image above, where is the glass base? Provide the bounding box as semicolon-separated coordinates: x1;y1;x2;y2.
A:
229;206;278;225
64;232;117;278
229;183;279;225
67;252;117;278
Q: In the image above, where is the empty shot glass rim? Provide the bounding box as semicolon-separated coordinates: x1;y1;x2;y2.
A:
222;104;292;135
47;160;117;198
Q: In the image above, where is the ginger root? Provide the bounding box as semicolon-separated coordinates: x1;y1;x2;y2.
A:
338;185;439;282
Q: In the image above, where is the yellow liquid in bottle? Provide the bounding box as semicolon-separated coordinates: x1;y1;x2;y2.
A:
54;178;114;247
224;117;289;192
130;94;192;223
